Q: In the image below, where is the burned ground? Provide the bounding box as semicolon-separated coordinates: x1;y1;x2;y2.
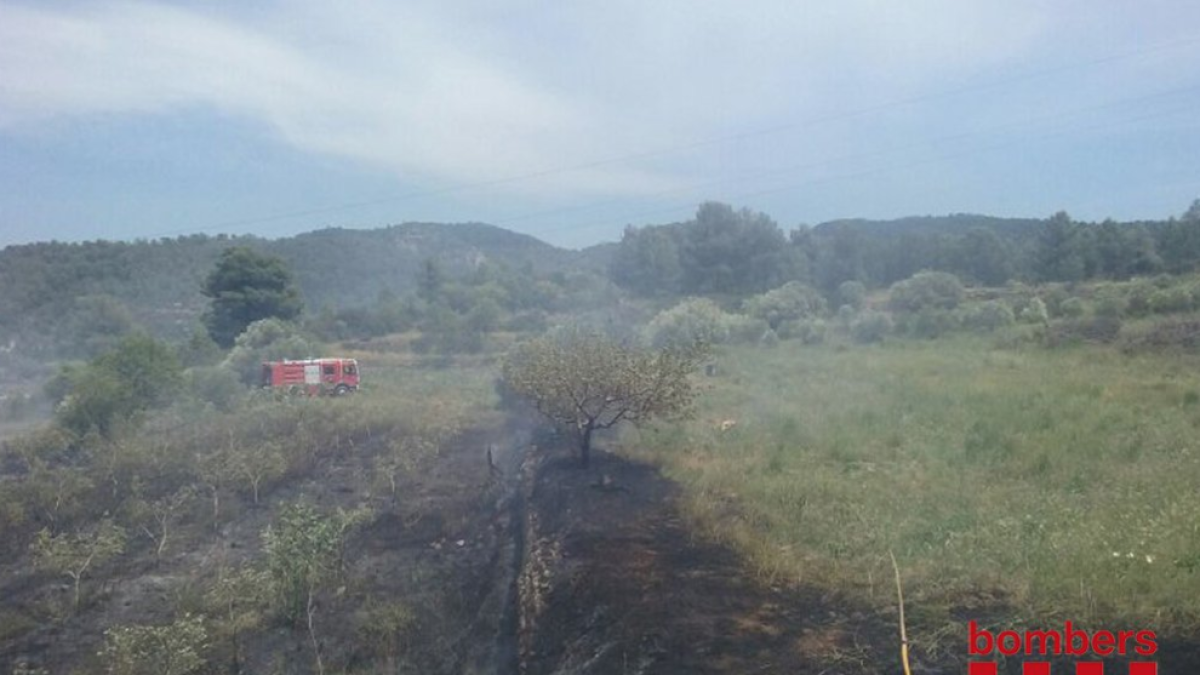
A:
516;449;902;675
3;417;1194;674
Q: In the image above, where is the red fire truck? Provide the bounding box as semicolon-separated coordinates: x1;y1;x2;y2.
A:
260;358;360;396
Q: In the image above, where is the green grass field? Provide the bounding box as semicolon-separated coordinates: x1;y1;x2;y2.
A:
628;336;1200;650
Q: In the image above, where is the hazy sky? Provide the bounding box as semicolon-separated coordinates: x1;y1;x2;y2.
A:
1;1;1198;249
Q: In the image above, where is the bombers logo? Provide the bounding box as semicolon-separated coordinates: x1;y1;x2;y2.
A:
968;621;1158;674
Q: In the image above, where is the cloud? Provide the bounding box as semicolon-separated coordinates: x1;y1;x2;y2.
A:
0;0;1195;210
0;1;676;195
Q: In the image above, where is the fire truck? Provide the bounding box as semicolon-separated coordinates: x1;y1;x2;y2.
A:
260;358;360;396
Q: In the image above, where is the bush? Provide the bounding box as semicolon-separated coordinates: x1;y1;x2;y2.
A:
1148;287;1193;315
836;281;867;311
743;282;827;329
101;614;208;675
1043;285;1071;317
835;305;857;332
1044;316;1123;347
1121;319;1200;352
1093;291;1126;318
1019;298;1049;324
55;335;183;437
900;308;959;339
724;315;771;344
645;298;732;348
185;366;245;412
962;301;1016;333
222;319;318;385
1125;282;1154;317
851;311;892;343
1058;297;1086;318
779;318;827;344
887;271;964;312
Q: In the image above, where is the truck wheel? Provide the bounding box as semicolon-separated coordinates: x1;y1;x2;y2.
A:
334;384;351;396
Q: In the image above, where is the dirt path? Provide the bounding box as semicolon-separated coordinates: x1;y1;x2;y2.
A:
516;449;898;675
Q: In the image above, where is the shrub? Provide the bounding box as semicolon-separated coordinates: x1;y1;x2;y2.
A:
1148;287;1192;315
55;335;183;437
888;271;964;312
743;282;827;329
1043;285;1071;317
1121;319;1200;352
101;614;208;675
1019;298;1049;324
724;314;771;344
1093;290;1125;318
185;366;245;412
836;305;857;331
1125;282;1154;317
263;503;343;623
1044;316;1123;347
1058;297;1086;318
901;309;959;339
780;318;827;345
962;301;1016;333
222;318;318;385
645;298;731;348
851;311;892;343
836;281;867;311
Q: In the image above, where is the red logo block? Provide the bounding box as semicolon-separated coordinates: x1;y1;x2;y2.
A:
968;663;1158;675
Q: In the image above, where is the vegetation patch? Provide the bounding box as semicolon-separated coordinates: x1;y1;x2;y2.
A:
627;338;1200;657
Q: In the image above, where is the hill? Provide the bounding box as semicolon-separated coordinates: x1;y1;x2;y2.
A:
0;223;596;359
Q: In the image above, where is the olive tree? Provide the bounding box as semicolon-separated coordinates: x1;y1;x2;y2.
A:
502;329;709;467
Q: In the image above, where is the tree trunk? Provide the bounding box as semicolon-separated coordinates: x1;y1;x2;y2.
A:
307;589;325;675
580;423;594;468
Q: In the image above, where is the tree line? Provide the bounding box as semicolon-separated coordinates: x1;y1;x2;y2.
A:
609;200;1200;298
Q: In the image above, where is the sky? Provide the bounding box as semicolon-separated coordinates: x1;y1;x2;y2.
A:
0;0;1198;249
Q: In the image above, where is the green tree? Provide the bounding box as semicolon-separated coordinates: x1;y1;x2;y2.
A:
416;258;446;303
55;335;183;437
202;247;303;348
679;202;795;294
263;503;342;623
1036;212;1086;282
609;225;684;296
30;518;126;609
957;228;1014;286
204;565;271;670
502;329;709;467
264;503;366;675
